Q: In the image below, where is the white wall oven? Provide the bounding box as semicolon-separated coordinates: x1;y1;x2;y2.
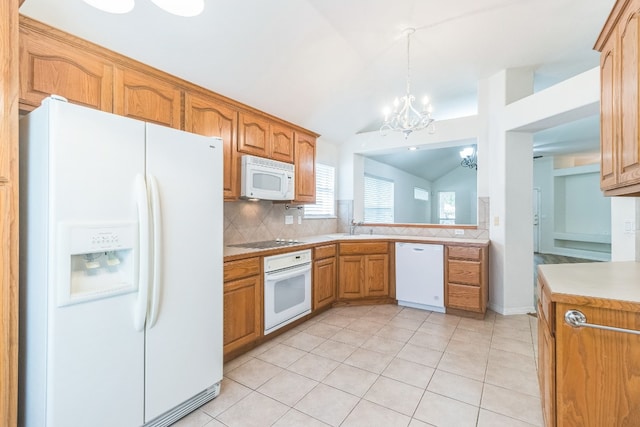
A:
264;249;312;335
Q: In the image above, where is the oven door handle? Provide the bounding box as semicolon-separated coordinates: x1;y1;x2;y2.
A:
265;263;311;281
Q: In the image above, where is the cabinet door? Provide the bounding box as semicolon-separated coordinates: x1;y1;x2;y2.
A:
538;308;556;427
294;131;316;203
238;112;270;157
223;275;262;356
338;255;365;299
600;34;618;190
19;25;113;112
270;123;294;163
313;257;336;310
365;254;389;297
555;303;640;426
618;9;640;187
185;93;238;199
114;67;182;129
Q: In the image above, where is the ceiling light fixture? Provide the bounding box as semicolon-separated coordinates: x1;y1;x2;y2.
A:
459;147;477;170
83;0;204;17
380;28;435;139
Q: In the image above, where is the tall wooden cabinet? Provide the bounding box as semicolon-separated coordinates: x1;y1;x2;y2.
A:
595;0;640;196
184;92;238;199
1;0;20;425
294;131;316;203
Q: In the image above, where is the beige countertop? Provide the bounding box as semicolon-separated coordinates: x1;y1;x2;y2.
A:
538;261;640;308
224;233;490;260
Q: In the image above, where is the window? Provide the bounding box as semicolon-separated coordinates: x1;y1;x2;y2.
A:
438;191;455;224
364;175;394;223
414;187;429;201
304;163;335;217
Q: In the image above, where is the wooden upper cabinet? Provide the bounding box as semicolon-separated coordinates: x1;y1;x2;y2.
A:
270;123;294;163
237;111;271;157
595;0;640;195
114;66;182;129
184;92;238;199
617;8;640;188
19;22;114;112
294;131;316;203
600;34;617;190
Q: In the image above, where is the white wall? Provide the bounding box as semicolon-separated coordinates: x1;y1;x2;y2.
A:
611;197;640;261
363;157;432;223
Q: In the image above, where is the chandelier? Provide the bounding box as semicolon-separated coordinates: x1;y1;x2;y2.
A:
380;28;435;139
460;147;477;170
83;0;204;17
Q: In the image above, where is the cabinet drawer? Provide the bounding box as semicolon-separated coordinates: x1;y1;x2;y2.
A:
447;283;481;312
315;244;336;259
224;257;261;282
448;245;482;260
447;260;481;286
340;242;388;255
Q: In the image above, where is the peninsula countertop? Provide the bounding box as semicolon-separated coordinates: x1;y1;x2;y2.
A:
538;261;640;310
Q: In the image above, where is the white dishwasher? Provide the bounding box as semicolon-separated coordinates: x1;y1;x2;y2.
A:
395;242;445;312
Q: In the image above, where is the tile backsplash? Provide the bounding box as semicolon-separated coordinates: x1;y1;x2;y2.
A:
224;200;338;245
223;197;490;245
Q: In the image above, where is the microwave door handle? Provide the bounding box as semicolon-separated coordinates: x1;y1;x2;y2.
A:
265;264;310;281
281;171;289;198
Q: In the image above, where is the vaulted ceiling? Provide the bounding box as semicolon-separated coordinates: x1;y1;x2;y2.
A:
20;0;613;158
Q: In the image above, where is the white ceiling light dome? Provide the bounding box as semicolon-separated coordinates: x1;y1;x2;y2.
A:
150;0;204;17
82;0;134;14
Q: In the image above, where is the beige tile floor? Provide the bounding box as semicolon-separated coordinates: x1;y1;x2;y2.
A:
173;305;542;427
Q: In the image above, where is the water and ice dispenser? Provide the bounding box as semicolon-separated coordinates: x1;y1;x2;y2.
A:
58;222;137;306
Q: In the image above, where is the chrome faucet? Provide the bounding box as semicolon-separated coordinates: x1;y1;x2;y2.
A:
349;219;363;235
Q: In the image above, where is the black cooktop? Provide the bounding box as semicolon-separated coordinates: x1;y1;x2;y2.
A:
228;239;305;249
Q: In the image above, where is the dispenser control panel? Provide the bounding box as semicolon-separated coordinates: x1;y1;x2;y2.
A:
69;223;135;254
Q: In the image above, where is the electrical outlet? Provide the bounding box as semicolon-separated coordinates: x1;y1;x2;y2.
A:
297;216;302;224
285;215;293;225
454;229;464;235
493;216;500;226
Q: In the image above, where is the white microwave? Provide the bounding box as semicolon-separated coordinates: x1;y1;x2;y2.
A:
241;155;295;200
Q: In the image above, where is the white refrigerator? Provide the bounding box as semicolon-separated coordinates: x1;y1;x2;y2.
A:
19;97;223;427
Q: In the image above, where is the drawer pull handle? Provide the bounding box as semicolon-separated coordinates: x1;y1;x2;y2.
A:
564;310;640;336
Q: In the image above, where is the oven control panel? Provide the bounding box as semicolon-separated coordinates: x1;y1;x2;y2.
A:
263;249;312;273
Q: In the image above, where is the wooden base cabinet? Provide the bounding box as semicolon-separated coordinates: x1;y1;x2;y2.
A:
223;257;262;358
538;273;640;427
313;244;337;310
337;242;390;301
444;244;488;315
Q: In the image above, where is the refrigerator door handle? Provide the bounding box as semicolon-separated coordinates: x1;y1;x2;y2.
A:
134;174;150;331
148;174;162;329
